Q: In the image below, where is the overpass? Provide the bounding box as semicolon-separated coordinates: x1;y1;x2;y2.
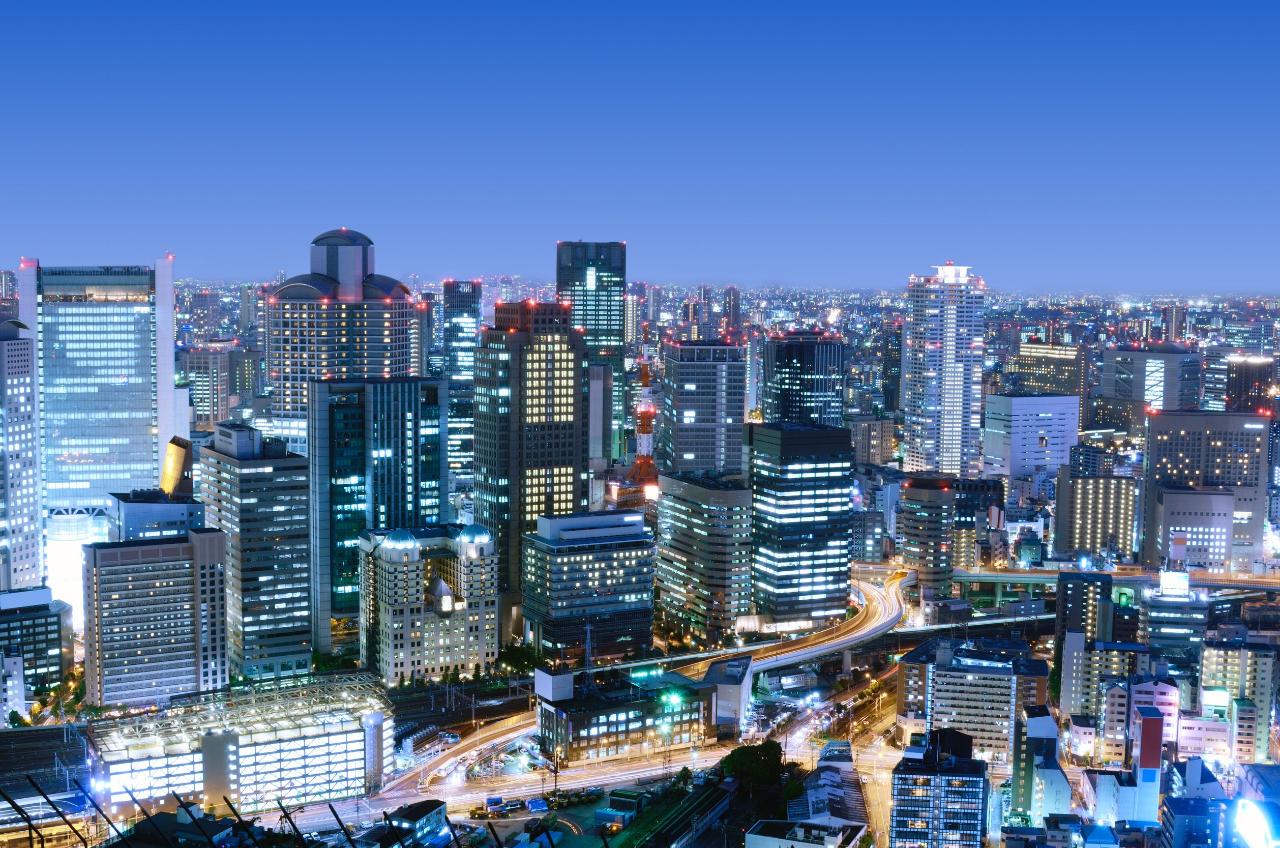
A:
952;567;1280;593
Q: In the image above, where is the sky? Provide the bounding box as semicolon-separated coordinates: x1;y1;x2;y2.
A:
1;2;1277;294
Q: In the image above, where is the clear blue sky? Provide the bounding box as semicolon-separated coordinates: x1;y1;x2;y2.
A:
2;2;1276;294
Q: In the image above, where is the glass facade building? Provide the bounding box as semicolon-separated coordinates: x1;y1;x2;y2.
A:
657;339;747;475
442;279;481;484
307;379;449;653
761;329;847;427
556;241;626;460
745;422;855;627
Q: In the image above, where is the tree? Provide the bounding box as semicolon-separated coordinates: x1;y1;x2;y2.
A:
719;740;784;801
7;710;29;728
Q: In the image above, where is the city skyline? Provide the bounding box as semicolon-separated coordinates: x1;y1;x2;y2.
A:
4;3;1277;294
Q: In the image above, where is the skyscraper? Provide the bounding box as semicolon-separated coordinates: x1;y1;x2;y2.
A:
761;329;847;427
180;345;232;431
656;472;752;648
657;339;747;475
900;262;985;477
308;378;450;652
722;285;743;333
1100;344;1202;413
265;229;415;454
981;393;1079;492
1005;340;1090;427
1142;410;1269;568
474;301;590;631
746;423;854;628
556;241;626;459
199;422;311;680
18;255;178;609
897;475;957;604
82;528;229;708
1223;354;1276;413
522;511;655;663
442;279;481;485
0;321;40;590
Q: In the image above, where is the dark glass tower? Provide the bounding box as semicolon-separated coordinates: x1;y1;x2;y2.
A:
761;329;847;427
307;378;450;653
442;279;481;485
556;241;626;459
745;422;854;627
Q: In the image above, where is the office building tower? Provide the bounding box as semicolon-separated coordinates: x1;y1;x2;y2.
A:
761;330;846;427
264;229;415;453
0;271;15;301
474;301;590;628
1141;570;1209;698
1070;443;1117;477
82;528;229;708
1150;486;1235;570
587;364;615;465
1142;411;1269;568
199;422;311;679
1100;344;1202;413
890;730;988;848
898;639;1049;763
1223;354;1276;413
1005;341;1091;427
898;475;957;603
656;473;752;648
847;413;896;466
442;279;481;483
0;321;40;590
522;512;655;663
623;282;645;347
308;379;450;652
359;525;500;685
1054;472;1138;559
657;339;747;475
879;323;903;414
180;345;232;432
900;262;985;477
556;241;626;459
746;423;854;628
981;393;1079;489
18;257;177;599
0;587;73;695
1159;303;1186;342
722;285;742;333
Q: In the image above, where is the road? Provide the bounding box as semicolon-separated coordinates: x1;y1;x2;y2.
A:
285;571;910;833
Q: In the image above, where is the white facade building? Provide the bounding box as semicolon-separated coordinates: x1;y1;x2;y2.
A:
0;321;41;590
982;392;1079;492
900;262;985;477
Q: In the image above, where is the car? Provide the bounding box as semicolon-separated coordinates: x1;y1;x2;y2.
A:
502;800;525;812
468;808;490;820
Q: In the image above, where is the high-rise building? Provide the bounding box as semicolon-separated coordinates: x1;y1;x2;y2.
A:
556;241;626;459
106;489;204;542
981;393;1079;489
442;279;481;484
1004;341;1090;429
1055;572;1115;647
522;512;655;663
180;345;232;431
1142;411;1269;568
1100;344;1202;413
1053;472;1138;559
264;229;415;453
1223;354;1276;413
82;528;229;708
847;413;896;466
900;262;985;477
1140;570;1209;696
474;301;590;631
890;731;988;848
746;423;854;628
308;379;450;652
723;285;743;333
761;330;846;427
657;339;747;475
879;323;903;414
359;525;500;685
897;475;957;604
0;587;73;695
0;321;40;590
656;473;752;648
1200;638;1276;763
199;422;311;680
18;256;178;605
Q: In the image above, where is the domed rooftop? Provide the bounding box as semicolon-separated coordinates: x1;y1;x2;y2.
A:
380;529;422;555
273;272;340;300
312;228;373;247
458;524;493;545
363;274;412;300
